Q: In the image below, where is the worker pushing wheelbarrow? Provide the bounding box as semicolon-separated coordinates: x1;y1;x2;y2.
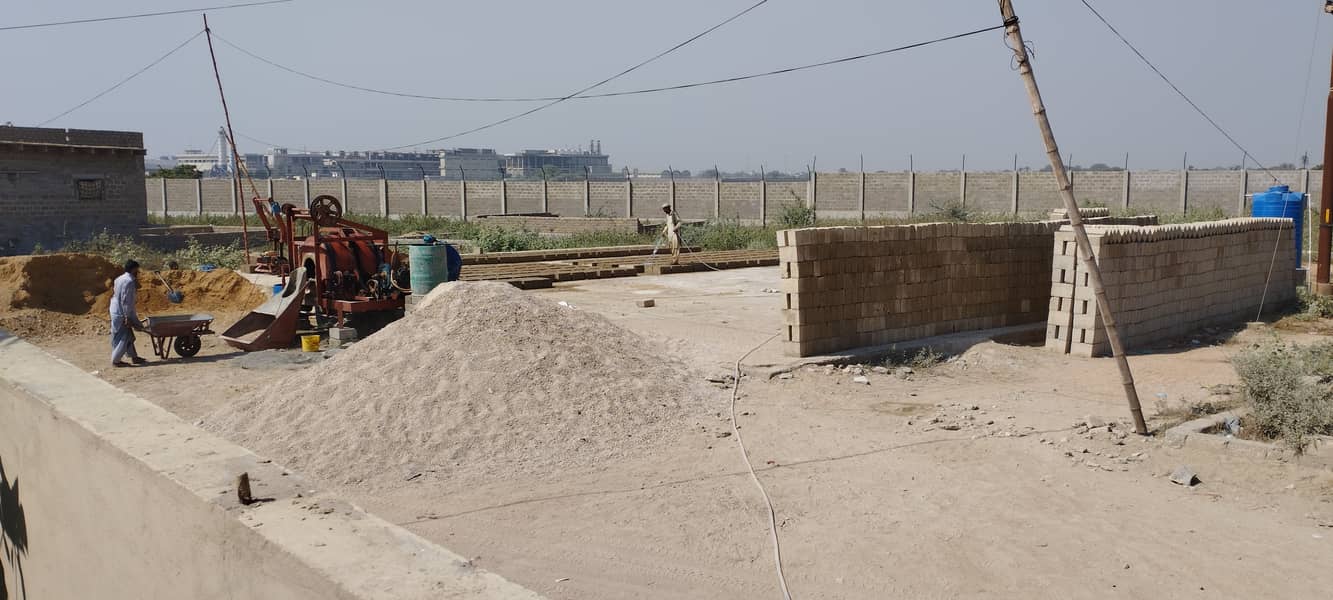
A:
109;259;216;365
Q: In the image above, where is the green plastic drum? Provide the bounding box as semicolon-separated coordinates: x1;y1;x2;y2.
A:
408;244;450;296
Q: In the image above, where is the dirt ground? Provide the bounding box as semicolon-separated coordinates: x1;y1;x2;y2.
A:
26;267;1333;599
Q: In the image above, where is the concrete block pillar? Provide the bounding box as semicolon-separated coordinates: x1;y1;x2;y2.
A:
421;179;429;215
669;175;677;213
540;178;549;213
160;178;168;217
340;178;348;206
303;177;311;207
959;170;967;207
192;179;202;218
266;179;274;201
807;170;817;214
195;179;203;216
499;176;508;215
619;175;627;218
230;177;238;215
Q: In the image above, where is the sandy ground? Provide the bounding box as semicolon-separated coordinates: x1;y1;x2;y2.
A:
30;267;1333;599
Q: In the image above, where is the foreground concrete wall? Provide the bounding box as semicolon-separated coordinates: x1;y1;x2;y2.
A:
0;333;541;600
1046;219;1298;357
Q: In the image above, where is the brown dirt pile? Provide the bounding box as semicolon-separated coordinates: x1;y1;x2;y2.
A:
204;281;716;487
0;253;267;338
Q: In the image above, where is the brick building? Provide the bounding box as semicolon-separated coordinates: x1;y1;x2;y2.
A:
0;126;147;254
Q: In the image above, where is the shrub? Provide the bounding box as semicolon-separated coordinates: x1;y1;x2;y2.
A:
1232;341;1333;454
1296;286;1333;320
475;227;543;253
683;219;777;251
776;204;815;229
172;238;245;270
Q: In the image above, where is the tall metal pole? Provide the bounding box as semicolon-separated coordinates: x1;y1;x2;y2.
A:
999;0;1147;434
1317;4;1333;293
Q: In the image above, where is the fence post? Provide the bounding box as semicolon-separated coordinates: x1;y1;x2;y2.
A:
540;172;549;213
668;166;677;214
907;170;916;215
1238;169;1249;216
340;177;348;207
618;167;626;218
421;177;429;215
499;168;508;215
807;167;817;218
159;178;168;217
858;166;867;222
581;165;591;217
266;179;274;201
379;177;389;217
1179;169;1189;214
714;165;722;219
959;166;967;208
460;169;468;220
303;177;311;208
192;178;201;218
1122;170;1131;210
1011;170;1020;215
230;177;238;215
759;166;768;226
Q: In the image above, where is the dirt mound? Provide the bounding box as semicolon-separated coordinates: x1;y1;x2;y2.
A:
204;281;716;487
0;253;267;338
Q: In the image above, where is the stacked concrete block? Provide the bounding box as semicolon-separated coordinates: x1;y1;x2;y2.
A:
778;221;1062;357
1046;218;1298;357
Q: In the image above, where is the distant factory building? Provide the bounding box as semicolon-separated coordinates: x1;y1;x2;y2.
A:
440;148;504;179
0;125;147;254
504;140;611;178
261;149;441;180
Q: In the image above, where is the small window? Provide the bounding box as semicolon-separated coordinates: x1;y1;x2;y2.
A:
76;178;104;201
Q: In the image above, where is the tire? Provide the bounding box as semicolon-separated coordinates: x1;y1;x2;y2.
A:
174;335;202;358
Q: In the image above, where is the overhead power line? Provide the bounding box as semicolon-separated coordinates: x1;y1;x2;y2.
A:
37;30;206;127
0;0;292;32
215;24;1005;103
1077;0;1276;180
374;0;775;151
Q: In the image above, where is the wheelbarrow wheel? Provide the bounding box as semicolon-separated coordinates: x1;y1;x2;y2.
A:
174;335;202;358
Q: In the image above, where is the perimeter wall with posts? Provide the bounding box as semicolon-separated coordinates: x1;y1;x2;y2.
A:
1046;220;1299;357
144;168;1322;223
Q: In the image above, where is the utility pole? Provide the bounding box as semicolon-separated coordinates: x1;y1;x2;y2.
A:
1316;0;1333;294
998;0;1147;434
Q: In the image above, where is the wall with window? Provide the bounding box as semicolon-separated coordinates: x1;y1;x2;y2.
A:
0;127;147;254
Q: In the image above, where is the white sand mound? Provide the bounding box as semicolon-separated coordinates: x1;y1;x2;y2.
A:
205;281;715;486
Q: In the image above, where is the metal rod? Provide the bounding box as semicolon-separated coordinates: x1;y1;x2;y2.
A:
999;0;1147;435
203;14;250;265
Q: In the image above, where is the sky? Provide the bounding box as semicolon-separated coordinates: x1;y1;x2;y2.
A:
3;0;1331;173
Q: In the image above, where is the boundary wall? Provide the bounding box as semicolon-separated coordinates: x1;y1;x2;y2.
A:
0;333;542;600
145;168;1321;223
1046;220;1298;357
777;215;1154;357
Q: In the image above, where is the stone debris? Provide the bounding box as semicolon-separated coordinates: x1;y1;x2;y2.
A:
852;375;870;385
1170;466;1201;487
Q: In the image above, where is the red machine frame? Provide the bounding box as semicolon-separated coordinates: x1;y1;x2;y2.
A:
250;194;407;326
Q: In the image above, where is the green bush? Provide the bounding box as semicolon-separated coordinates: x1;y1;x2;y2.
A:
475;227;544;253
683;219;777;251
1232;341;1333;454
776;204;815;229
173;238;246;270
1296;286;1333;320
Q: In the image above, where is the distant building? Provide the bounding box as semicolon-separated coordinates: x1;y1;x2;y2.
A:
440;148;503;179
261;148;441;180
172;128;232;176
504;140;611;178
0;125;147;254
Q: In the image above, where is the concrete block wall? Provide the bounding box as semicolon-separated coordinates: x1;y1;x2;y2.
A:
777;221;1060;357
141;169;1321;226
1046;219;1298;357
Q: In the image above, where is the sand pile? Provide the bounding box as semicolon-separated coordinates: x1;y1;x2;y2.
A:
0;253;267;338
205;281;716;486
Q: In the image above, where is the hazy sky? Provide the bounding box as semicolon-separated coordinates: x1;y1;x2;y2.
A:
4;0;1331;172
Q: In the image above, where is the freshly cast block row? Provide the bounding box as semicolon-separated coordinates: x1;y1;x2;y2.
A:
1046;219;1298;357
776;215;1155;357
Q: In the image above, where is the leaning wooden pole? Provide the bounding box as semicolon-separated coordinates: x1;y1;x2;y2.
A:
998;0;1147;434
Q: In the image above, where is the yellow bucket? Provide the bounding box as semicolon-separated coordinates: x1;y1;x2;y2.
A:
300;334;321;352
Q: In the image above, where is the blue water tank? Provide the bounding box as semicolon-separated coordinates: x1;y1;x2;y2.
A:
1251;185;1306;267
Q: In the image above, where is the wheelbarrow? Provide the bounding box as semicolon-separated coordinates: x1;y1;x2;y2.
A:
142;313;215;359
